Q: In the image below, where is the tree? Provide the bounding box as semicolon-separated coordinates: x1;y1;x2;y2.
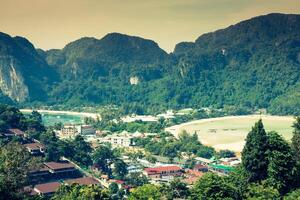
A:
0;143;41;200
129;184;162;200
125;172;149;187
113;159;128;179
161;179;190;200
291;117;300;160
109;182;119;194
190;173;236;200
242;119;268;182
225;166;249;200
26;111;45;133
245;183;280;200
145;155;157;164
0;105;26;129
52;184;110;200
196;146;215;159
162;142;178;163
284;189;300;200
40;131;62;162
266;131;297;194
218;150;236;158
72;135;92;167
92;145;116;175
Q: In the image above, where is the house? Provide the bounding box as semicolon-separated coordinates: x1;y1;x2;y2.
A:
61;125;78;138
33;182;61;196
143;166;182;179
195;157;214;166
127;165;142;173
183;169;204;185
44;161;78;178
108;179;125;189
103;136;134;147
193;164;208;172
219;157;241;166
8;128;26;137
28;166;51;184
208;164;234;175
65;177;100;186
23;142;45;155
76;125;95;135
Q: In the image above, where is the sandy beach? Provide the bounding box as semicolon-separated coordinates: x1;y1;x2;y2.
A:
20;109;100;119
165;115;295;152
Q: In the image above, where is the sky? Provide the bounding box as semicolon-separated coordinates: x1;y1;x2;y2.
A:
0;0;299;52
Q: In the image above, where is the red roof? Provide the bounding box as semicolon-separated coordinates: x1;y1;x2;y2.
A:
185;169;204;177
34;182;61;194
44;162;75;170
24;143;44;150
194;164;207;170
8;128;25;136
144;166;182;174
65;177;100;186
109;179;125;184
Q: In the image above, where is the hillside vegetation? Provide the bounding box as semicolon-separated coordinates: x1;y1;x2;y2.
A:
0;13;299;114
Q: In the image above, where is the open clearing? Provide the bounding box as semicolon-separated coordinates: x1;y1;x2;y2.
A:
165;115;295;152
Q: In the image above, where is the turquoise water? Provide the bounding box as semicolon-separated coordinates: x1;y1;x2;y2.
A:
41;113;84;126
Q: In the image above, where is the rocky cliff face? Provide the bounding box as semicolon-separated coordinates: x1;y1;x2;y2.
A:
0;56;28;102
0;32;57;103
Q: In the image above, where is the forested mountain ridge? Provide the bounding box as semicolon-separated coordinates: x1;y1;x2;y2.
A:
172;13;300;114
0;13;299;114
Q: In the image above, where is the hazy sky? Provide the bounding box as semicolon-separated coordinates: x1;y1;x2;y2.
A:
0;0;299;52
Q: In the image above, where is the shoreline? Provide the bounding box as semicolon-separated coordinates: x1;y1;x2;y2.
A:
165;114;295;137
20;109;100;119
165;114;295;152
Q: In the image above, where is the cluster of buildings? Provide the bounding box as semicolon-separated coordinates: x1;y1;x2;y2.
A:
26;175;101;196
140;155;240;185
1;128;102;198
25;154;102;197
59;124;95;138
142;165;204;185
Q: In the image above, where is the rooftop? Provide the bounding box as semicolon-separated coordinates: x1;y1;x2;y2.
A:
44;162;76;170
24;142;44;150
144;166;182;174
8;128;25;136
34;182;61;194
185;169;204;178
193;164;207;170
65;177;100;186
209;164;234;171
108;179;125;184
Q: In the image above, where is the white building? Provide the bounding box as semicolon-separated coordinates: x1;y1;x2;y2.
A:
102;136;134;147
121;115;158;123
60;124;95;138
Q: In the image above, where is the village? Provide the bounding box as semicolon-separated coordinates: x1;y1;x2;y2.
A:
2;108;241;198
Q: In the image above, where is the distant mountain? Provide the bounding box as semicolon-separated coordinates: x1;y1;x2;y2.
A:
43;33;169;80
0;13;299;115
172;13;300;114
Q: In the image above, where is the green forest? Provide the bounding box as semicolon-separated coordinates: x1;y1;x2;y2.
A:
0;13;299;115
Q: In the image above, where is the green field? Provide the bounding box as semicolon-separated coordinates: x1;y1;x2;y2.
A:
166;115;295;152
